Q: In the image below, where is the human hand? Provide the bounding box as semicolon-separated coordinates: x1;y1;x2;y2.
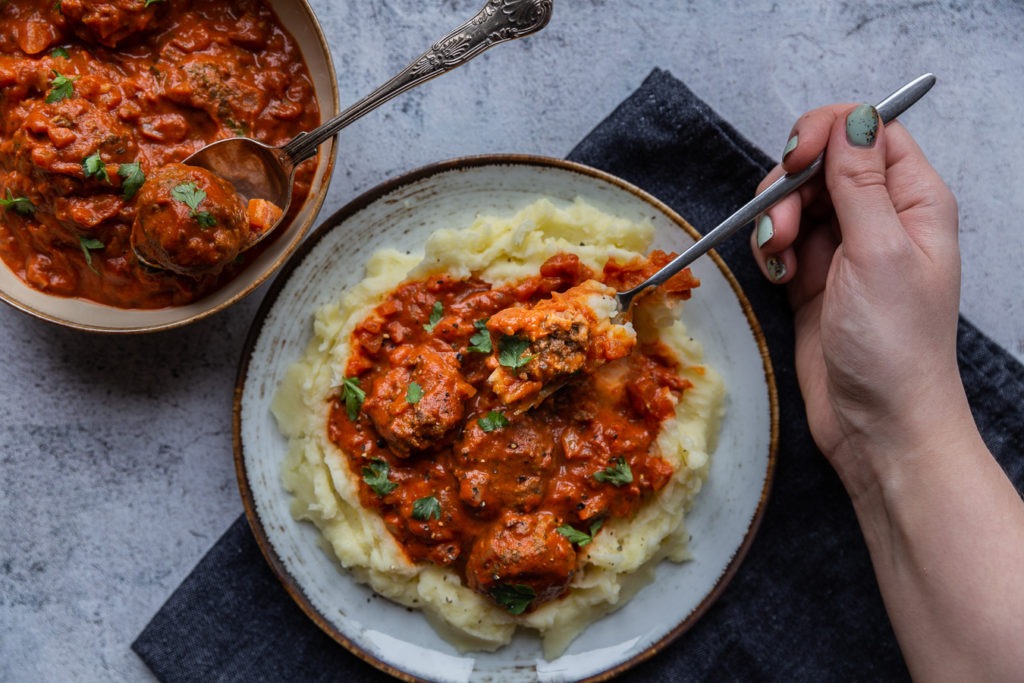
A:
750;103;967;490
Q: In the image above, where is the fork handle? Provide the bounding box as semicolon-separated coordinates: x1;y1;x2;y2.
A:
283;0;554;164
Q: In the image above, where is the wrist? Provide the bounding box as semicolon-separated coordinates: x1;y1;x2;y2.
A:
825;382;982;504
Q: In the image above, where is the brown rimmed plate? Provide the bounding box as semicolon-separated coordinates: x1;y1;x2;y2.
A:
233;155;778;682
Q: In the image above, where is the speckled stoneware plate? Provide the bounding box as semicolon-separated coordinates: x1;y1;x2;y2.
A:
0;0;338;334
234;155;778;682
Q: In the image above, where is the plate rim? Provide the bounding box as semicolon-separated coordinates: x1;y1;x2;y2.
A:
232;153;779;682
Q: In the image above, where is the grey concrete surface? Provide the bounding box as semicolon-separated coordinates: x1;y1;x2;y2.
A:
2;1;1021;681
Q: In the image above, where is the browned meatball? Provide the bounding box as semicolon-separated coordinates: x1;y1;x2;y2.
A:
452;410;555;516
59;0;162;48
14;93;138;186
161;54;267;128
362;341;476;457
486;280;635;409
130;162;247;276
466;511;576;611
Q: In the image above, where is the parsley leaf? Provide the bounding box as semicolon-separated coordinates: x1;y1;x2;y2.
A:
467;318;492;353
490;584;536;615
557;525;593;546
0;189;34;216
171;182;206;210
82;153;109;183
51;47;69;59
411;496;441;521
144;0;165;6
422;301;444;333
361;459;397;497
477;411;509;433
593;457;633;487
79;236;104;274
171;182;217;228
406;382;424;405
117;161;145;200
194;211;217;228
498;335;534;370
46;70;76;103
339;376;365;421
557;519;603;547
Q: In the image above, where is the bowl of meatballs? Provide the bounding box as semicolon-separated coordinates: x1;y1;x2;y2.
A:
0;0;338;332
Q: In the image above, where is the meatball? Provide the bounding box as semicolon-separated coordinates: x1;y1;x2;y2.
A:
130;162;247;276
14;94;138;186
59;0;162;48
362;342;476;457
161;54;267;128
466;511;576;611
486;279;636;408
452;410;555;515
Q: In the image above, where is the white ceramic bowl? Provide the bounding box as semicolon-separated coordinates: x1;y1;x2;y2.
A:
0;0;338;333
235;155;779;682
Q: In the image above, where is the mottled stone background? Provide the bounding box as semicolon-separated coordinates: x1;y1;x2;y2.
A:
2;1;1021;680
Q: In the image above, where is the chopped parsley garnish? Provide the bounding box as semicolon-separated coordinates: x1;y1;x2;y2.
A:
361;459;397;497
406;381;424;405
497;335;533;370
557;519;603;546
490;583;536;615
82;153;109;183
117;161;145;200
224;118;249;136
422;301;444;333
78;236;104;274
46;70;76;103
0;189;34;216
51;47;69;59
144;0;166;6
411;496;441;521
593;457;633;487
467;318;492;353
339;376;365;421
477;411;509;433
171;182;217;228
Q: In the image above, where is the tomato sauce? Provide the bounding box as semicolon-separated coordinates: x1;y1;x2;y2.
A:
327;252;700;612
0;0;320;307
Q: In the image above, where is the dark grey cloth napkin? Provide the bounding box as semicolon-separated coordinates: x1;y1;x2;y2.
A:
133;68;1024;682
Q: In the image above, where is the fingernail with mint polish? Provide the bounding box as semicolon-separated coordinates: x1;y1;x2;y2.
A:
756;214;774;248
782;134;799;160
766;256;787;282
846;104;879;147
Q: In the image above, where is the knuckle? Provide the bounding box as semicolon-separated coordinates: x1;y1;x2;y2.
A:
829;166;888;194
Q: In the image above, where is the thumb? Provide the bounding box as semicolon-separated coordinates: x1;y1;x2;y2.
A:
824;104;905;261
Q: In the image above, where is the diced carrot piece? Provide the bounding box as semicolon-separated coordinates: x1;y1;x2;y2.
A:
247;197;283;235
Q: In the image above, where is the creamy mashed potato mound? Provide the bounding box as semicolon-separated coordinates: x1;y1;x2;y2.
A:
273;198;725;658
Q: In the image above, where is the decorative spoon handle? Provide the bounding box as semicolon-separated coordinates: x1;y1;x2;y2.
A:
283;0;555;164
616;72;936;311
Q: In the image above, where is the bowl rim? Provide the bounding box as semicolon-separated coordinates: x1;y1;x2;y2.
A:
232;152;780;682
0;0;340;335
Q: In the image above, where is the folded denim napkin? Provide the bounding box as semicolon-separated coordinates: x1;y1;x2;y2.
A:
133;68;1024;682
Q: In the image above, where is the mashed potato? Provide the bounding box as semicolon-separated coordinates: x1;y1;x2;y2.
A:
272;198;725;658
